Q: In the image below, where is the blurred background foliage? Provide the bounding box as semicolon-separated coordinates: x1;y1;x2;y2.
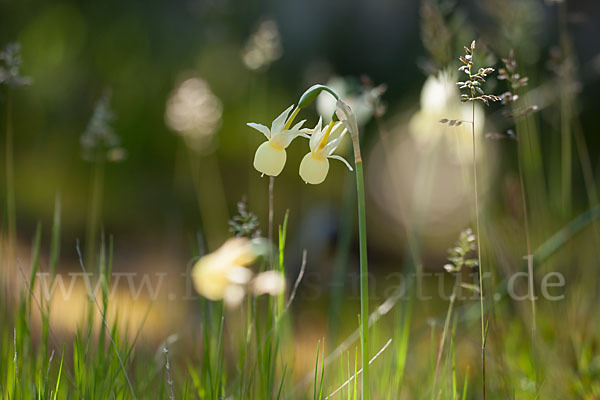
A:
2;1;600;397
0;0;599;274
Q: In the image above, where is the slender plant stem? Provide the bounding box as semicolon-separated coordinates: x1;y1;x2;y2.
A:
76;241;137;399
432;280;459;400
573;119;600;241
85;158;104;270
5;89;16;273
558;1;572;216
559;81;572;215
268;175;275;281
517;134;536;344
471;102;486;400
517;121;538;390
268;176;274;245
355;160;369;400
163;348;176;400
297;86;370;398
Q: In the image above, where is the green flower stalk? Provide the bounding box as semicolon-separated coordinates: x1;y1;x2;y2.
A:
336;98;371;400
247;84;371;398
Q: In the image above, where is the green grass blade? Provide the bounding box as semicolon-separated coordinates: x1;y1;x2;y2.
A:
313;340;320;400
461;366;469;400
52;348;64;400
319;339;325;400
534;204;600;265
395;299;412;393
28;222;42;294
276;364;287;400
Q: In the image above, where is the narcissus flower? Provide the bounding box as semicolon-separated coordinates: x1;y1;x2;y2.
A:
247;105;307;176
191;237;285;307
299;118;352;184
192;238;257;303
252;270;286;296
409;72;485;164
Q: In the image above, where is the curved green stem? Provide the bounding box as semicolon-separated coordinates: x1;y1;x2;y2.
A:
296;86;370;398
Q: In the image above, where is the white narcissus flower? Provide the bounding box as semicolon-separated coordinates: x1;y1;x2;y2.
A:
409;72;485;164
192;237;283;308
299;117;353;184
192;238;258;303
251;270;286;296
247;105;307;176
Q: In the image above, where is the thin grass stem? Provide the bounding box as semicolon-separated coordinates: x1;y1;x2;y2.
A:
84;158;104;271
517;132;537;345
5;89;16;277
75;240;137;400
471;102;486;400
432;281;459;399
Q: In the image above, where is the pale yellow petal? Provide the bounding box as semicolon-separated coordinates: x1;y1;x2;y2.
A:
223;285;246;308
252;271;286;296
191;238;258;300
253;141;287;176
299;153;329;184
192;253;231;300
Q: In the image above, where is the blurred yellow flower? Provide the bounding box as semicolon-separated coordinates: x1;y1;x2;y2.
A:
299;117;352;185
192;238;256;303
192;237;285;307
252;270;286;296
248;105;308;176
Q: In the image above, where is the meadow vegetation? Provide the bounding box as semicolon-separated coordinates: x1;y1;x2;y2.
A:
1;0;600;399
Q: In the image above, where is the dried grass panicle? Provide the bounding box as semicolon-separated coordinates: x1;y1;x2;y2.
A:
498;50;539;118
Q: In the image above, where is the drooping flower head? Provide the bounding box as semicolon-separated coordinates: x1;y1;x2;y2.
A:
299;117;352;184
247;105;307;176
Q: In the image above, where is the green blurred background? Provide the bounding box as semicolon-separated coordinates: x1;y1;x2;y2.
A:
1;0;600;275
